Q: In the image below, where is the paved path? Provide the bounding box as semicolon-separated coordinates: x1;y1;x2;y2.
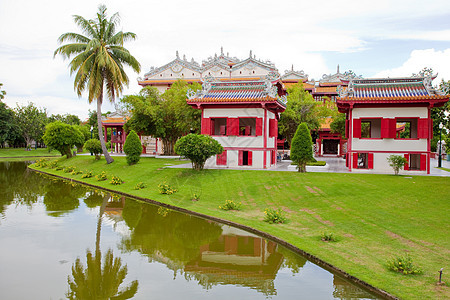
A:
83;152;450;177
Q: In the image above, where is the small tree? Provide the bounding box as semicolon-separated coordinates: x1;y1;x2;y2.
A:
174;134;223;170
290;123;313;173
123;130;142;165
84;139;103;160
43;121;84;158
387;155;408;175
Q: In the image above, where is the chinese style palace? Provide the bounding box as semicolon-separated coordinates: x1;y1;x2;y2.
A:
187;74;286;169
336;75;449;174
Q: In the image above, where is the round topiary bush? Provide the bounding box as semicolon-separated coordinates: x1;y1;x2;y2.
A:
174;133;223;170
84;139;103;160
123;130;142;165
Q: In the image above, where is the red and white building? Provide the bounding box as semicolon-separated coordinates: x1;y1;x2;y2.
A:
337;76;449;174
187;75;286;169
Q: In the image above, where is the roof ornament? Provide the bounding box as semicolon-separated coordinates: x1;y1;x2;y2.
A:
183;54;186;61
265;71;280;81
221;46;224;55
249;50;253;58
291;64;294;71
337;64;340;74
176;50;179;58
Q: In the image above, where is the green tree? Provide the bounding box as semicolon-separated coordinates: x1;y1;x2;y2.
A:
42;121;84;158
14;102;47;149
122;80;201;155
0;102;18;148
54;4;141;164
387;155;408;176
174;134;223;170
290;123;313;173
84;139;103;160
123;130;142;165
48;113;81;125
0;83;6;100
279;83;331;145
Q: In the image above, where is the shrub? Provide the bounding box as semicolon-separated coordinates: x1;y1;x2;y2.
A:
84;139;103;160
192;193;200;201
55;166;64;171
134;182;147;190
48;161;58;169
35;159;48;168
290;123;313;173
64;166;76;173
321;232;337;242
264;208;287;224
110;175;124;185
158;182;177;194
219;200;241;211
71;169;83;175
123;130;142;165
387;155;408;175
96;171;108;181
81;171;93;178
174;134;223;170
42;121;84;158
387;254;422;275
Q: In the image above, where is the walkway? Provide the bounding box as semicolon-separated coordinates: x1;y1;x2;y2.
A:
83;152;450;176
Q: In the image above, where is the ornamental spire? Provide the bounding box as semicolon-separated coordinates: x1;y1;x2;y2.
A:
176;50;179;58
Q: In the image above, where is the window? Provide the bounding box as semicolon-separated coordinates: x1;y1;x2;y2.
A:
404;154;426;171
239;150;252;166
396;119;418;139
360;119;381;138
352;152;373;169
211;118;227;135
239;118;256;136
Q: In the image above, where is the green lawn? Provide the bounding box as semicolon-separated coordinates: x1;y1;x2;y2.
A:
437;167;450;172
30;156;450;300
0;148;60;158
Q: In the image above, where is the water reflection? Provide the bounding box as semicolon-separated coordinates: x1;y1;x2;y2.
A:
0;161;379;299
67;248;138;299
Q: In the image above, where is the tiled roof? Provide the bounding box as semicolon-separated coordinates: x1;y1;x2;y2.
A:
337;77;449;103
283;82;314;90
187;79;286;109
319;82;344;87
315;86;338;94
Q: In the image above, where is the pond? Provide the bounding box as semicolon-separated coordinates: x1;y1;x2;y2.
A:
0;161;380;299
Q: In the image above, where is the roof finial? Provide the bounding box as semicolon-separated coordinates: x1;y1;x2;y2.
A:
249;50;253;58
337;64;340;74
176;50;179;58
221;46;224;55
183;54;186;61
291;64;294;71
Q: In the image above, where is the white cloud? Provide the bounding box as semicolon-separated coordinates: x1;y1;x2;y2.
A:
373;48;450;83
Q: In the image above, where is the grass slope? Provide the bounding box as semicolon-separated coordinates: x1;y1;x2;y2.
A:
30;156;450;300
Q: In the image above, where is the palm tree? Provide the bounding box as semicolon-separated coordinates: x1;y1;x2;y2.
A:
54;5;141;164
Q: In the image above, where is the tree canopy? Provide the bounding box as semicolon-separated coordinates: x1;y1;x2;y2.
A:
122;80;202;155
279;83;332;145
54;4;140;164
14;102;47;149
174;134;223;170
42;121;84;158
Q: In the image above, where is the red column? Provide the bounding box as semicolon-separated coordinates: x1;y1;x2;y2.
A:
427;106;431;174
263;108;267;169
348;107;353;172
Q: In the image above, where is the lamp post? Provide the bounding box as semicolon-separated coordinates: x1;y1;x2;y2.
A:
90;126;94;156
438;123;443;168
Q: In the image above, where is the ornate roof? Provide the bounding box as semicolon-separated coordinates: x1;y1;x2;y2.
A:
281;65;309;82
187;76;286;111
337;76;449;107
142;50;202;78
319;66;362;85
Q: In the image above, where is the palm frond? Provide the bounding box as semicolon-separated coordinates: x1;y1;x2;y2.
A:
73;15;97;39
57;32;90;44
54;43;88;59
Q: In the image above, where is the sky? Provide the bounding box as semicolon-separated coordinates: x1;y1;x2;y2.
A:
1;0;450;120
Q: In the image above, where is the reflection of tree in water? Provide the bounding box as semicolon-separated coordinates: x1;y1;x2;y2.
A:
67;248;138;300
67;194;138;299
0;161;49;216
83;190;104;208
278;245;307;274
120;203;223;270
43;179;85;217
333;276;377;300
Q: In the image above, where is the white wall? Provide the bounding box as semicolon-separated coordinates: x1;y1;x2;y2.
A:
352;107;427;118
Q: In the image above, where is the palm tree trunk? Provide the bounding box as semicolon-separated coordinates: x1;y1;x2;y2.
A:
95;193;109;256
97;99;114;164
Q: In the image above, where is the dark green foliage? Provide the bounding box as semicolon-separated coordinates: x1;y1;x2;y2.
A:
84;139;103;160
123;130;142;165
174;133;223;170
0;102;20;147
42;121;84;158
387;254;422;275
122;81;201;155
290;123;313;172
14;102;48;148
330;112;346;138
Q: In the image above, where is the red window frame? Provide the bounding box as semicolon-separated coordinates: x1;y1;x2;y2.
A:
216;150;227;165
